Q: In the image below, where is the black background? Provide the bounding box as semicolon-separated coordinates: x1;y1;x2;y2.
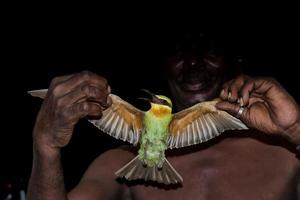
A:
1;14;299;193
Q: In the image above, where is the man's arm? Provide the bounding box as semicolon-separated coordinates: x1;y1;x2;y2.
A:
27;71;111;200
27;147;67;199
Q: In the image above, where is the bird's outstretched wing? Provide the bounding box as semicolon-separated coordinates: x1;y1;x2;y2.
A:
167;99;248;149
89;94;144;145
28;89;144;145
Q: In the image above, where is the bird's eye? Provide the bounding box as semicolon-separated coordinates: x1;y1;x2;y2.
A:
163;100;170;106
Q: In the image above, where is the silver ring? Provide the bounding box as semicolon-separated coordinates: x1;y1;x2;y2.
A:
236;106;245;118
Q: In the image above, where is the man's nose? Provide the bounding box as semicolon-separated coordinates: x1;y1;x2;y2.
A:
187;56;197;65
191;59;197;66
184;56;202;69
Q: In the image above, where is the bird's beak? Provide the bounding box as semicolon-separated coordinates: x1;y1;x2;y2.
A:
139;89;162;104
138;97;151;102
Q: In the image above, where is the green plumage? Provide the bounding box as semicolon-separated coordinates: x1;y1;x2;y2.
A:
138;106;172;168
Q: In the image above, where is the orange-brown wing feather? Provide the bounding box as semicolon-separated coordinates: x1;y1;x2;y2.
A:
168;99;248;149
89;94;144;145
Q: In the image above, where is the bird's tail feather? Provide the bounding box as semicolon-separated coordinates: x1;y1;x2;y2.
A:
115;156;183;184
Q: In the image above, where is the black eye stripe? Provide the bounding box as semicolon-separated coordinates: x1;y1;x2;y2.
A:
162;99;171;107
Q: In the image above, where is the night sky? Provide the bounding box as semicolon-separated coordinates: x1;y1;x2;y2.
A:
1;19;299;193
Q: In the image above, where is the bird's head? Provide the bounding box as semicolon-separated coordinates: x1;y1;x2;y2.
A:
139;89;173;109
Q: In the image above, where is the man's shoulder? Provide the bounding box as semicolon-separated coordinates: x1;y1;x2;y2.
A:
68;145;136;199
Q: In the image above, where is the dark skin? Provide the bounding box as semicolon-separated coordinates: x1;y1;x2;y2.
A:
27;55;300;199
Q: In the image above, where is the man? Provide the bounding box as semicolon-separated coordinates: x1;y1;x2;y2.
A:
27;33;300;199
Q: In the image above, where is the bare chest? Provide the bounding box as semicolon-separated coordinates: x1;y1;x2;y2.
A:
126;138;299;200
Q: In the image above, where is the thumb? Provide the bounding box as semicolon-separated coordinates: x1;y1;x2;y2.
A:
216;101;247;119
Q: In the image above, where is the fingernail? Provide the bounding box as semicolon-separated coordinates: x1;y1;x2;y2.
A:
107;85;111;93
220;89;224;96
239;97;244;107
106;96;112;106
228;92;231;100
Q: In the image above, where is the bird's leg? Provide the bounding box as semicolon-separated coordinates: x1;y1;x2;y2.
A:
144;140;149;160
157;161;164;169
157;152;165;169
142;140;149;167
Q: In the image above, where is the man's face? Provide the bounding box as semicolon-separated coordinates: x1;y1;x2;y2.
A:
164;50;228;110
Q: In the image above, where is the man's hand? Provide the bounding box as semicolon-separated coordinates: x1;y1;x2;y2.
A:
33;71;111;154
216;75;300;144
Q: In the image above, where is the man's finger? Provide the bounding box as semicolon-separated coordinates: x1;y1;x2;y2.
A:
220;80;233;100
239;80;255;107
57;84;108;107
51;71;108;97
216;101;248;119
64;101;103;122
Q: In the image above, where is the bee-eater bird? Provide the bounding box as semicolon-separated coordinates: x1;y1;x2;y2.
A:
28;89;248;185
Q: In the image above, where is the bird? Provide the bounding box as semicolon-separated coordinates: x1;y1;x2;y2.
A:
28;89;248;185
